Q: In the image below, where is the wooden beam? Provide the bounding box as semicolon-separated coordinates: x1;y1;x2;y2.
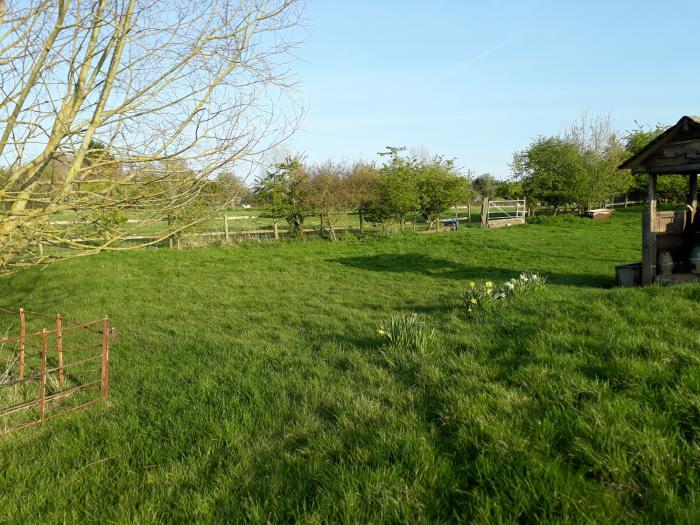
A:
689;174;698;227
480;198;489;228
643;175;657;285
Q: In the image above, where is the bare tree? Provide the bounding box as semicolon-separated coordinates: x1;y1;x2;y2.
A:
0;0;304;270
566;110;630;208
307;161;349;241
344;162;380;233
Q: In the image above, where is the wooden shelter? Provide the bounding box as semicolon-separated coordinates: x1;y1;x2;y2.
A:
619;115;700;285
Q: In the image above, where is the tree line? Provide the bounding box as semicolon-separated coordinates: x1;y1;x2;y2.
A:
251;147;473;240
507;114;686;214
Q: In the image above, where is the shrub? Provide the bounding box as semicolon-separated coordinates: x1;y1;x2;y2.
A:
377;313;436;355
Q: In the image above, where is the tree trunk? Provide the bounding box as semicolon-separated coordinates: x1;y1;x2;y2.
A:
358;212;364;234
326;214;336;242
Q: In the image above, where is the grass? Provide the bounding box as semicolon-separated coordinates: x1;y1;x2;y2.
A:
0;207;698;523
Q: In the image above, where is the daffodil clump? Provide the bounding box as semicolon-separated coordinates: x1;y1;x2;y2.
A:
460;273;546;315
377;313;436;355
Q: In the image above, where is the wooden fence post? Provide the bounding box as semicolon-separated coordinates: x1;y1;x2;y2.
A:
56;314;64;388
467;203;472;227
224;216;230;243
273;219;279;240
480;198;489;228
19;308;25;380
643;175;657;285
40;329;47;424
101;317;110;399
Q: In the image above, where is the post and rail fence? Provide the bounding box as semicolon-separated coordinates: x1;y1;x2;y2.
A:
35;196;646;255
0;307;112;435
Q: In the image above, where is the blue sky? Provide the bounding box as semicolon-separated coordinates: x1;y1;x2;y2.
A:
287;0;700;178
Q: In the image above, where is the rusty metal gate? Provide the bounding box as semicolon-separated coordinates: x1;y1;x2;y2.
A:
0;307;111;435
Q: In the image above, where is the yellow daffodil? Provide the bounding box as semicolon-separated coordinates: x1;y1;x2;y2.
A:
469;282;476;288
378;329;386;336
470;298;478;305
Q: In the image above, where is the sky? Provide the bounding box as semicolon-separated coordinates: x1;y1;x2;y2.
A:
287;0;700;179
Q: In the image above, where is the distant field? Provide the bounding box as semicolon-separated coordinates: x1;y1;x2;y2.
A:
0;208;698;523
51;206;481;234
39;208;483;259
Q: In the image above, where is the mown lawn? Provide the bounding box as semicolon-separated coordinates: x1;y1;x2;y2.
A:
0;208;698;524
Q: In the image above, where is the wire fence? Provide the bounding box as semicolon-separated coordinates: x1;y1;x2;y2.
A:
0;307;112;436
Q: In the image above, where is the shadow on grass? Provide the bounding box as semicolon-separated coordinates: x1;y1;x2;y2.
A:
329;254;613;288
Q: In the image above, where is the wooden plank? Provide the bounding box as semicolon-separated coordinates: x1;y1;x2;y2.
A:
643;175;657;285
487;217;526;229
659;139;700;157
638;161;700;175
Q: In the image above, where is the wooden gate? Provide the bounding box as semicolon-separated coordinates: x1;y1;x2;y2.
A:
481;199;526;228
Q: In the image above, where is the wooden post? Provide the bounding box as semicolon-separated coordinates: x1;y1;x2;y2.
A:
37;242;44;257
467;203;471;227
643;174;657;285
18;308;25;380
224;216;230;243
689;174;698;227
273;219;279;240
101;317;110;400
359;212;364;234
56;314;63;388
40;329;47;424
480;198;489;228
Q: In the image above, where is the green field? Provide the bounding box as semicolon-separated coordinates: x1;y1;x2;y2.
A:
0;208;699;523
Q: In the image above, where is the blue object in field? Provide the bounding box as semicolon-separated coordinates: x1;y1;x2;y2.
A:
442;219;459;229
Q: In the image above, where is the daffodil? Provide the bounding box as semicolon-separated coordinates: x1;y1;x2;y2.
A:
378;329;386;336
469;282;476;288
485;281;493;288
470;298;477;305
